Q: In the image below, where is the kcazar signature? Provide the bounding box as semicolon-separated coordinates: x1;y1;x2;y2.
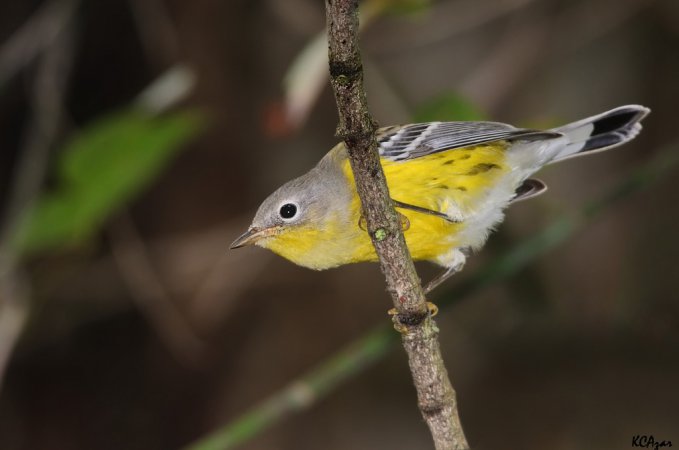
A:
632;435;672;449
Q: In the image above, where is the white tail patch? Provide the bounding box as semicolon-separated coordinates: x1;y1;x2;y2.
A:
550;105;650;163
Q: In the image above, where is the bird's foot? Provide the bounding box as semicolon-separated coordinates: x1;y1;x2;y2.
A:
387;301;438;334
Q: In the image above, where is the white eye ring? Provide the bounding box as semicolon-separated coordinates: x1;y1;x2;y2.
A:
278;201;300;222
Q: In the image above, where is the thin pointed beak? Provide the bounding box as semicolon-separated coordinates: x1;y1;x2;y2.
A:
230;227;277;249
230;228;260;249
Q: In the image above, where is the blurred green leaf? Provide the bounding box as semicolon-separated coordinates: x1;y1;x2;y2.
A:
413;93;485;122
14;109;203;256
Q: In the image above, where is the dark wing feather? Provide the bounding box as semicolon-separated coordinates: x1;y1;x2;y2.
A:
377;121;561;162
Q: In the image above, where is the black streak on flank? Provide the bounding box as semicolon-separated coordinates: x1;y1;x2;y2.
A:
439;185;449;190
466;163;500;175
459;154;471;160
455;186;467;192
443;160;455;166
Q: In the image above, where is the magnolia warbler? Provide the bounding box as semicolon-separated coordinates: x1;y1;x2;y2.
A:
232;105;649;292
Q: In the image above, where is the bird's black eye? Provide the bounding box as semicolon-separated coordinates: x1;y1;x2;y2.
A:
279;203;298;220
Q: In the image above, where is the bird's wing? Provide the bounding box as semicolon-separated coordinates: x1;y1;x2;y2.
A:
377;121;561;161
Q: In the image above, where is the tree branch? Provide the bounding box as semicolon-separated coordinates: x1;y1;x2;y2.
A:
325;1;468;449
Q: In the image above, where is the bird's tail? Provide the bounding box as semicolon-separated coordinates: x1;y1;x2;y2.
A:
549;105;650;163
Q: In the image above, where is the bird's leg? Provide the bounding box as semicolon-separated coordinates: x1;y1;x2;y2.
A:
392;199;462;223
424;266;460;294
388;249;466;332
423;248;467;294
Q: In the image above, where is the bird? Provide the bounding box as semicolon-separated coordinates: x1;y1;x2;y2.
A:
231;105;649;293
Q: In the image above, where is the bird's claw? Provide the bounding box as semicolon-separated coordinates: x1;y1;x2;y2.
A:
387;301;438;334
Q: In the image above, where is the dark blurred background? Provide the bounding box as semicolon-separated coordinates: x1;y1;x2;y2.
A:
0;0;678;449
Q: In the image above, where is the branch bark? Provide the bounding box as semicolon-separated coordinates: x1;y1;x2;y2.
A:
325;1;469;449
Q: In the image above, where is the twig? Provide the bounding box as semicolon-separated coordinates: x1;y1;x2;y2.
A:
0;260;29;393
0;0;77;392
183;327;396;450
0;0;77;90
0;1;77;244
325;1;468;449
182;141;679;450
108;63;199;362
108;213;207;366
127;0;180;69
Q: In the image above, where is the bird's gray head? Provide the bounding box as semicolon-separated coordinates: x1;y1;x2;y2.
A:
230;160;350;252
